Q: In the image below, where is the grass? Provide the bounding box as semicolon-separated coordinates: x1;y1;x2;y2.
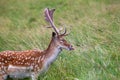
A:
0;0;120;80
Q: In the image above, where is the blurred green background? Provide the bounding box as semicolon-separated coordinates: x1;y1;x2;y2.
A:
0;0;120;80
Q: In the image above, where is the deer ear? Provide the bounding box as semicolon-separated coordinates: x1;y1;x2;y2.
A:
52;32;56;37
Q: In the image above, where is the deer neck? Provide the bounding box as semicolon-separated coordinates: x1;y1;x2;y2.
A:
44;39;62;65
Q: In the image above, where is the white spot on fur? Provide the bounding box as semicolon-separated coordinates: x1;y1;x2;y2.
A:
38;56;41;63
41;55;45;61
31;58;34;60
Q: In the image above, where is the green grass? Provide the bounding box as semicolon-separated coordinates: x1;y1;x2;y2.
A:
0;0;120;80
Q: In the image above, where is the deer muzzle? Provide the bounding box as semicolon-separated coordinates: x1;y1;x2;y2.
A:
68;45;74;50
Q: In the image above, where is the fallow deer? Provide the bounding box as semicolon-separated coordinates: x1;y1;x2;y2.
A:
0;8;74;80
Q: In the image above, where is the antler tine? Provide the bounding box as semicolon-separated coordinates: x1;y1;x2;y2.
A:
61;27;68;36
63;27;67;35
44;8;59;35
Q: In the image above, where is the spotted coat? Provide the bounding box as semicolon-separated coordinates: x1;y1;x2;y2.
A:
0;50;46;78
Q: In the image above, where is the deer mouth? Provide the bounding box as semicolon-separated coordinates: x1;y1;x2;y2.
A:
69;47;74;50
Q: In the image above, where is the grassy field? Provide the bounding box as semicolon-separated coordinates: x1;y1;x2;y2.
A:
0;0;120;80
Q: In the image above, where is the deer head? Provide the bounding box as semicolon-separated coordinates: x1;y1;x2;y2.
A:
44;8;74;50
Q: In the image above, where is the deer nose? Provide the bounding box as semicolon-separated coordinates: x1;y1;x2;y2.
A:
69;45;74;50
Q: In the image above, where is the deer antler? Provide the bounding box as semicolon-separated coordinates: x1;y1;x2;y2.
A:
44;8;68;36
44;8;59;35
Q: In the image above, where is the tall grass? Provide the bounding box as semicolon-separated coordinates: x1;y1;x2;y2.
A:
0;0;120;80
